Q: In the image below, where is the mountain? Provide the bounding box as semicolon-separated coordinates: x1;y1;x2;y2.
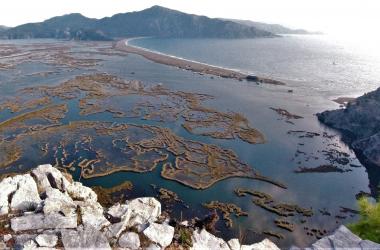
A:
0;6;275;40
0;25;9;32
2;13;110;40
223;19;313;34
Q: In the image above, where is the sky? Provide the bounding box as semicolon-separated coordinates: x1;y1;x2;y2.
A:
1;0;380;39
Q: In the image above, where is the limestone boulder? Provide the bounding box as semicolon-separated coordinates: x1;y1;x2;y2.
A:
22;240;38;250
77;201;110;230
0;174;42;215
10;174;41;213
143;222;174;249
66;182;97;202
105;197;161;238
11;212;77;232
124;197;161;228
311;225;380;250
61;225;111;249
43;188;76;216
118;232;141;250
31;164;71;192
241;239;280;250
146;243;161;250
0;176;19;215
228;238;241;250
14;234;38;249
104;221;127;240
107;202;129;219
190;228;230;250
35;233;58;247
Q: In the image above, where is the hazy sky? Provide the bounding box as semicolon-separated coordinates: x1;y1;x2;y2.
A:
1;0;379;38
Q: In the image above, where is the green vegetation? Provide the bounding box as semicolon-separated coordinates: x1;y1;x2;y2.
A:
348;198;380;243
178;227;193;247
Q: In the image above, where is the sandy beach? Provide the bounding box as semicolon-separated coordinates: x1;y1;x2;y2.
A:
115;39;285;85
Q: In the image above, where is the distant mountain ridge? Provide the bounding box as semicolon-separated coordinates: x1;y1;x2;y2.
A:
222;19;313;34
0;6;277;40
0;25;9;32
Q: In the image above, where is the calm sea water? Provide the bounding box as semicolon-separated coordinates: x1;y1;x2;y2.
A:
130;35;380;98
0;37;378;248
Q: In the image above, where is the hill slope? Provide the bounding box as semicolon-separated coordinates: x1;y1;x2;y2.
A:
0;25;9;32
2;13;110;40
1;6;274;40
223;19;311;34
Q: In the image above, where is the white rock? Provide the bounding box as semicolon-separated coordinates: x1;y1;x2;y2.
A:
61;225;111;249
311;225;372;250
124;197;161;228
35;234;58;247
11;212;77;232
104;203;130;239
78;201;110;230
107;203;128;219
228;238;241;250
0;242;7;250
104;197;161;238
328;225;361;249
22;240;38;250
104;221;127;240
241;239;280;250
118;232;140;249
45;187;72;202
359;239;380;249
190;229;229;250
14;234;37;247
0;176;19;215
31;164;71;192
10;174;41;213
146;243;161;250
180;220;189;227
143;222;174;248
66;182;97;202
3;234;12;242
43;188;76;216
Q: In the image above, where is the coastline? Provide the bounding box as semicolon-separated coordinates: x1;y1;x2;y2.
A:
114;39;285;85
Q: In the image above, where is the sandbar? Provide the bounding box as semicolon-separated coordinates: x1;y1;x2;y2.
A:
115;39;285;85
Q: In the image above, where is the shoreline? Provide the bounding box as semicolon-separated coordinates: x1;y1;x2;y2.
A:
114;39;285;85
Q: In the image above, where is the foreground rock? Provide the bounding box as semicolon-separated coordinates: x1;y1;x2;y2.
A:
191;229;280;250
311;225;380;250
1;164;378;249
118;232;140;249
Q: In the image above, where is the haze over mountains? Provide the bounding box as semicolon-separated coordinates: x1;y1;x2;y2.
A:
0;25;9;32
224;19;314;35
0;6;310;40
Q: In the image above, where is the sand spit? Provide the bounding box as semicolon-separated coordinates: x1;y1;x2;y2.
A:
115;39;285;85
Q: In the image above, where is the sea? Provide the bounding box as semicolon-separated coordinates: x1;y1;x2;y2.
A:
1;35;379;248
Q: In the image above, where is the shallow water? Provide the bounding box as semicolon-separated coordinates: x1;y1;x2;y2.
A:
0;38;376;248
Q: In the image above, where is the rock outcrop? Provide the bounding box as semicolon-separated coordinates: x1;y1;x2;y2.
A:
318;88;380;195
0;164;279;249
317;87;380;169
1;164;378;249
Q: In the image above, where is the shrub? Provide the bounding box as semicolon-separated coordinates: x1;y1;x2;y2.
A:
348;198;380;243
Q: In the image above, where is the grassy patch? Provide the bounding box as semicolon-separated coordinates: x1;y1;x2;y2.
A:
348;198;380;243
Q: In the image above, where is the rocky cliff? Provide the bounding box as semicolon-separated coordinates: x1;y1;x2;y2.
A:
0;165;378;249
317;87;380;194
